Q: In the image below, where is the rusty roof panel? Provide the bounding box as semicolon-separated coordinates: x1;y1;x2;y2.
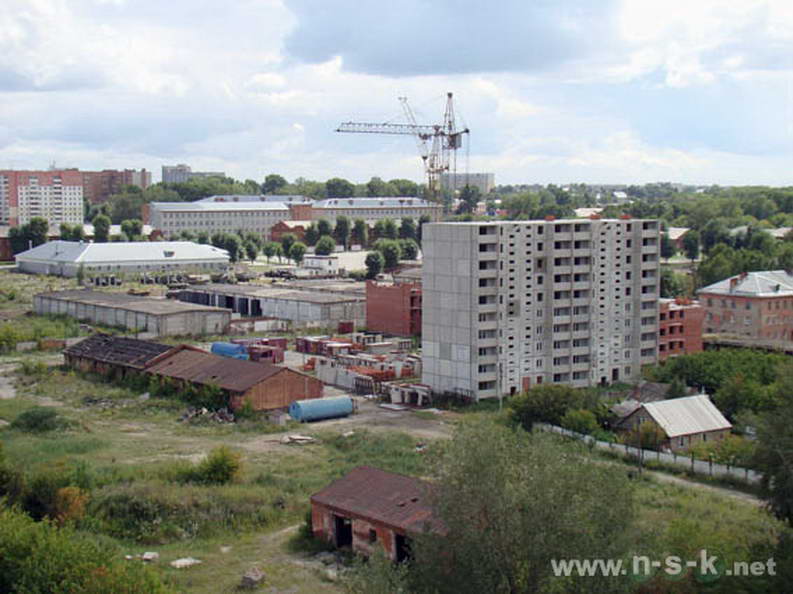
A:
146;347;283;392
64;334;173;369
311;466;441;534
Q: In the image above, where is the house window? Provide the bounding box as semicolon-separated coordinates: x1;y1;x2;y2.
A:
369;529;377;543
679;437;684;447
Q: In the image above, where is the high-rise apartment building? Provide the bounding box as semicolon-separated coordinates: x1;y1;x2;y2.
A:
0;170;84;226
440;172;495;194
421;218;660;400
82;169;152;204
162;164;225;184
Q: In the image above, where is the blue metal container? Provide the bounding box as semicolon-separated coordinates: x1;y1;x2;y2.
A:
211;342;247;358
289;396;354;422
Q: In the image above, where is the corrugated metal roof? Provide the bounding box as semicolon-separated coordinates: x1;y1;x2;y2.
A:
15;240;229;265
642;395;732;438
698;270;793;297
37;290;229;315
64;334;173;369
311;466;441;534
150;201;289;211
146;347;284;393
196;194;312;203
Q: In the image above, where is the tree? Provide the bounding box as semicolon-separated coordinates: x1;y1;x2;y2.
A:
325;177;355;198
509;384;591;430
660;268;687;298
352;218;368;247
315;235;336;256
403;421;635;594
754;392;793;526
682;229;700;260
622;420;667;450
399;238;419;260
456;184;481;215
303;224;319;246
660;231;677;260
91;214;111;243
317;218;333;238
289;241;306;265
262;173;287;194
120;219;143;240
375;239;401;270
178;230;196;242
262;241;281;262
334;215;351;249
399;217;416;240
244;240;259;262
389;178;419;197
197;231;209;245
366;176;396;197
667;376;688;399
224;234;243;262
280;233;297;257
560;408;599;435
365;251;384;279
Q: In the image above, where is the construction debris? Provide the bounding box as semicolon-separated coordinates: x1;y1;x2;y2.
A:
170;557;202;569
179;407;235;424
142;552;159;563
280;434;317;445
379;403;407;411
240;567;265;589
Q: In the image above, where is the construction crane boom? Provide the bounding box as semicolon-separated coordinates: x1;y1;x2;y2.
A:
335;92;469;203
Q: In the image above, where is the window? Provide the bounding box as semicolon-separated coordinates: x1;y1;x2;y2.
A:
369;529;377;543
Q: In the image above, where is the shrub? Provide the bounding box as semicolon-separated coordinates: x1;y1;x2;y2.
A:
179;446;242;485
509;385;594;430
11;407;67;433
560;408;599;435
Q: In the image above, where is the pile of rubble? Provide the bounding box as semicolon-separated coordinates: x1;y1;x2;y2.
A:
178;407;236;424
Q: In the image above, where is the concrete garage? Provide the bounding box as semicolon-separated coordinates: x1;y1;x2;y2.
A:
34;290;231;337
177;284;365;328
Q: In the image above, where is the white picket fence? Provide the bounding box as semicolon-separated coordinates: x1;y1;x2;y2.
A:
538;423;761;484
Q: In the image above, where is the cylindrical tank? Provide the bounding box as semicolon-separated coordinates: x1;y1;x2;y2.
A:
211;342;247;358
289;396;354;422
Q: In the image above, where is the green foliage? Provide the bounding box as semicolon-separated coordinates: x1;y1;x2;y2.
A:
280;232;297;256
289;241;307;264
666;375;688;398
365;251;384;279
177;446;242;486
11;407;67;433
352;218;368;247
661;231;677;259
326;177;355;198
620;420;667;450
9;217;50;254
560;408;599;434
398;238;419;260
334;215;351;248
660;268;689;298
262;241;281;261
690;434;756;467
509;384;599;430
754;393;793;526
317;218;333;237
682;229;701;260
262;173;288;193
120;219;143;239
398;217;416;240
455;184;481;215
315;235;336;256
374;239;401;270
92;214;111;243
0;506;170;593
304;223;319;246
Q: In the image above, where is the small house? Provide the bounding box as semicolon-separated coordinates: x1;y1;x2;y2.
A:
311;466;441;562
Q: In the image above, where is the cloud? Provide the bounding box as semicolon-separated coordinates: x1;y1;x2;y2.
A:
283;0;622;76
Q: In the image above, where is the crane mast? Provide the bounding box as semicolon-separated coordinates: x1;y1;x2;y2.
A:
336;92;469;203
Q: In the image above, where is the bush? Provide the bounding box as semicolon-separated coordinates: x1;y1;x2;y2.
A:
178;446;242;485
509;385;596;430
0;506;170;593
11;407;67;432
560;408;599;435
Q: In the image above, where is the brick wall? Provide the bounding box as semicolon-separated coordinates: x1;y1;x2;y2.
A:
701;293;793;341
366;280;421;337
659;300;704;360
312;502;398;560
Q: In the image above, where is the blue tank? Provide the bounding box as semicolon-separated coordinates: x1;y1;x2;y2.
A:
211;342;247;358
289;396;354;422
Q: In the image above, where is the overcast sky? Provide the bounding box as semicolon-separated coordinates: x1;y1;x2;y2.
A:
2;0;793;185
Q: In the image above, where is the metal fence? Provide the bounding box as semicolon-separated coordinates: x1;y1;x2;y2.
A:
538;424;761;485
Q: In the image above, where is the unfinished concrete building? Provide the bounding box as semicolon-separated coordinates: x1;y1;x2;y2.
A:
34;290;231;336
421;218;661;400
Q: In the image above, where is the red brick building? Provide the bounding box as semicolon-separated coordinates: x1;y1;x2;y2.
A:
82;169;152;204
699;270;793;341
311;466;440;561
269;220;310;243
366;280;421;337
658;298;704;361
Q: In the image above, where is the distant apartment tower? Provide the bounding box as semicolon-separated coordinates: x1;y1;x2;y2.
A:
82;169;152;204
421;218;661;400
162;164;225;184
440;172;495;194
0;170;84;227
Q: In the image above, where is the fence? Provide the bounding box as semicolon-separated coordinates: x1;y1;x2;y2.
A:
538;424;761;485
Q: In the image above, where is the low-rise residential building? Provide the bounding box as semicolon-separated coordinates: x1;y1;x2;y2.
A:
311;466;440;561
658;298;704;360
699;270;793;341
618;394;732;453
366;280;422;337
15;241;229;278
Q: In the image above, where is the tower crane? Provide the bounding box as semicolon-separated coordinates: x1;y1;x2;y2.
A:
336;92;469;202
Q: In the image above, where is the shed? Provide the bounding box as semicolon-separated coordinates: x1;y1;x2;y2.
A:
145;346;322;411
64;334;174;379
311;466;441;561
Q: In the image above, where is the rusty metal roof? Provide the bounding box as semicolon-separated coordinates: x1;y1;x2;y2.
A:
145;347;284;393
311;466;441;534
64;334;173;369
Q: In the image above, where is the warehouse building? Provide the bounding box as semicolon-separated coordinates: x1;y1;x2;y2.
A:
15;240;229;278
64;333;174;378
176;284;366;328
146;345;323;411
34;290;231;336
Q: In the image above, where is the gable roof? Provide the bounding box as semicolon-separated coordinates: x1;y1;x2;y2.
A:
641;395;732;438
64;334;173;369
311;466;440;534
15;240;229;265
145;346;285;393
698;270;793;298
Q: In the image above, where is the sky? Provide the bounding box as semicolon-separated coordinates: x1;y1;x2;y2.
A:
2;0;793;186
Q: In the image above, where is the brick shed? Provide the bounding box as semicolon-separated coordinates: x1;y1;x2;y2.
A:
63;333;174;379
145;345;323;411
311;466;441;562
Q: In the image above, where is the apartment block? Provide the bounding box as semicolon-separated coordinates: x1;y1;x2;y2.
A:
421;218;660;400
82;169;152;204
658;298;704;360
0;170;84;227
440;172;495;194
162;164;225;184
